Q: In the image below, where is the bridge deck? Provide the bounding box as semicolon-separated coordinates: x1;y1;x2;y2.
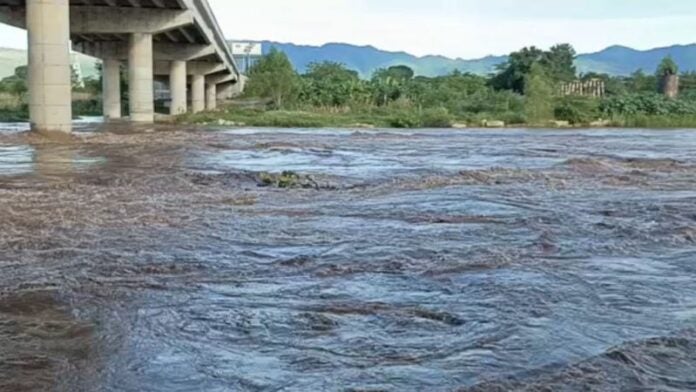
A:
0;0;238;78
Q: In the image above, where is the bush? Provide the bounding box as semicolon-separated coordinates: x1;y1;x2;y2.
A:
554;97;600;124
389;111;421;128
72;99;102;117
0;105;28;121
614;114;696;128
600;94;696;117
420;107;453;128
498;111;527;125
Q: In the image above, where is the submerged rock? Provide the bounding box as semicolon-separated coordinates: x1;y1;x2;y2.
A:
256;171;338;190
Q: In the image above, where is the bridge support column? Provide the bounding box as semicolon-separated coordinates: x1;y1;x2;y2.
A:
206;83;216;111
102;58;121;120
169;60;187;115
217;83;232;101
27;0;72;134
191;74;205;113
128;33;154;123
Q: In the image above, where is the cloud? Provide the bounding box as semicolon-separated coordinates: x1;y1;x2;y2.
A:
0;1;694;58
211;0;696;58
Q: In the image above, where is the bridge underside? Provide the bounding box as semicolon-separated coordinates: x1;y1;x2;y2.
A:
0;0;241;133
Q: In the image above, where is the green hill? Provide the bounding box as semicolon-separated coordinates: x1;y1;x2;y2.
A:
0;48;99;80
2;42;695;80
232;40;696;78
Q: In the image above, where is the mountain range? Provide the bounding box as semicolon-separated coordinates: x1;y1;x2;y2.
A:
239;41;696;78
1;41;695;80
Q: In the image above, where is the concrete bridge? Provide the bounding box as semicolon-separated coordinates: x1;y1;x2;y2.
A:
0;0;241;133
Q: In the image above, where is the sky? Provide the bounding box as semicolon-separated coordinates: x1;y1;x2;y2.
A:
1;0;695;58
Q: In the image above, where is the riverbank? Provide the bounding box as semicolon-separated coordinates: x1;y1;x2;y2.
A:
4;105;696;130
175;106;696;129
0;100;102;123
0;107;28;122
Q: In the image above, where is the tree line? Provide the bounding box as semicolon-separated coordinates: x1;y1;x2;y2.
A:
243;44;696;127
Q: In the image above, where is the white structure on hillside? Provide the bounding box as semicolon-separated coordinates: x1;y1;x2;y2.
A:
230;42;263;73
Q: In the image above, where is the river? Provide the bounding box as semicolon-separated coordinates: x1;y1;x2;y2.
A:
1;124;696;391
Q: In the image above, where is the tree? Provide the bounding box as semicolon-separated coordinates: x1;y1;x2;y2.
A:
0;66;28;102
490;44;577;93
490;46;545;93
542;44;577;82
245;48;300;108
301;61;366;107
627;69;658;93
383;65;414;82
524;63;554;123
656;56;679;77
370;65;415;106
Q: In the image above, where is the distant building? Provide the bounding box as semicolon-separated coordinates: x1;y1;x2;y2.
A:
559;79;605;98
230;42;263;74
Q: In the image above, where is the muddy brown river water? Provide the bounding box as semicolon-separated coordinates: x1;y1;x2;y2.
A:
1;123;696;391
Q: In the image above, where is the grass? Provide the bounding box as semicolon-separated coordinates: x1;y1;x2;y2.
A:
177;106;696;130
176;105;466;129
610;115;696;128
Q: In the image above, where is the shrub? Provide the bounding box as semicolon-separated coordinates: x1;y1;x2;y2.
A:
72;99;102;117
600;94;696;117
498;111;527;125
389;111;421;128
554;97;600;124
420;107;453;128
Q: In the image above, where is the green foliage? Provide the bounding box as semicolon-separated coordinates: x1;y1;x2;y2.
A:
490;44;576;94
300;61;369;107
245;48;300;108
657;56;679;77
554;96;600;124
388;110;421;128
72;99;102;116
79;77;102;95
627;70;658;93
497;111;527;125
381;65;415;81
524;63;554;124
420;107;453;128
490;46;544;93
543;44;577;82
0;106;28;121
615;114;696;128
600;93;696;116
371;66;415;106
179;44;696;130
0;66;28;100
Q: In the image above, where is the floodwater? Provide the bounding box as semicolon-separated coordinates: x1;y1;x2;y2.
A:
1;123;696;391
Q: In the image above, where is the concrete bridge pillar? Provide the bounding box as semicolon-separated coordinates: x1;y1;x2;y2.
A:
27;0;72;134
191;73;205;113
217;82;232;101
169;60;187;115
205;83;216;111
128;33;154;122
102;58;121;120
